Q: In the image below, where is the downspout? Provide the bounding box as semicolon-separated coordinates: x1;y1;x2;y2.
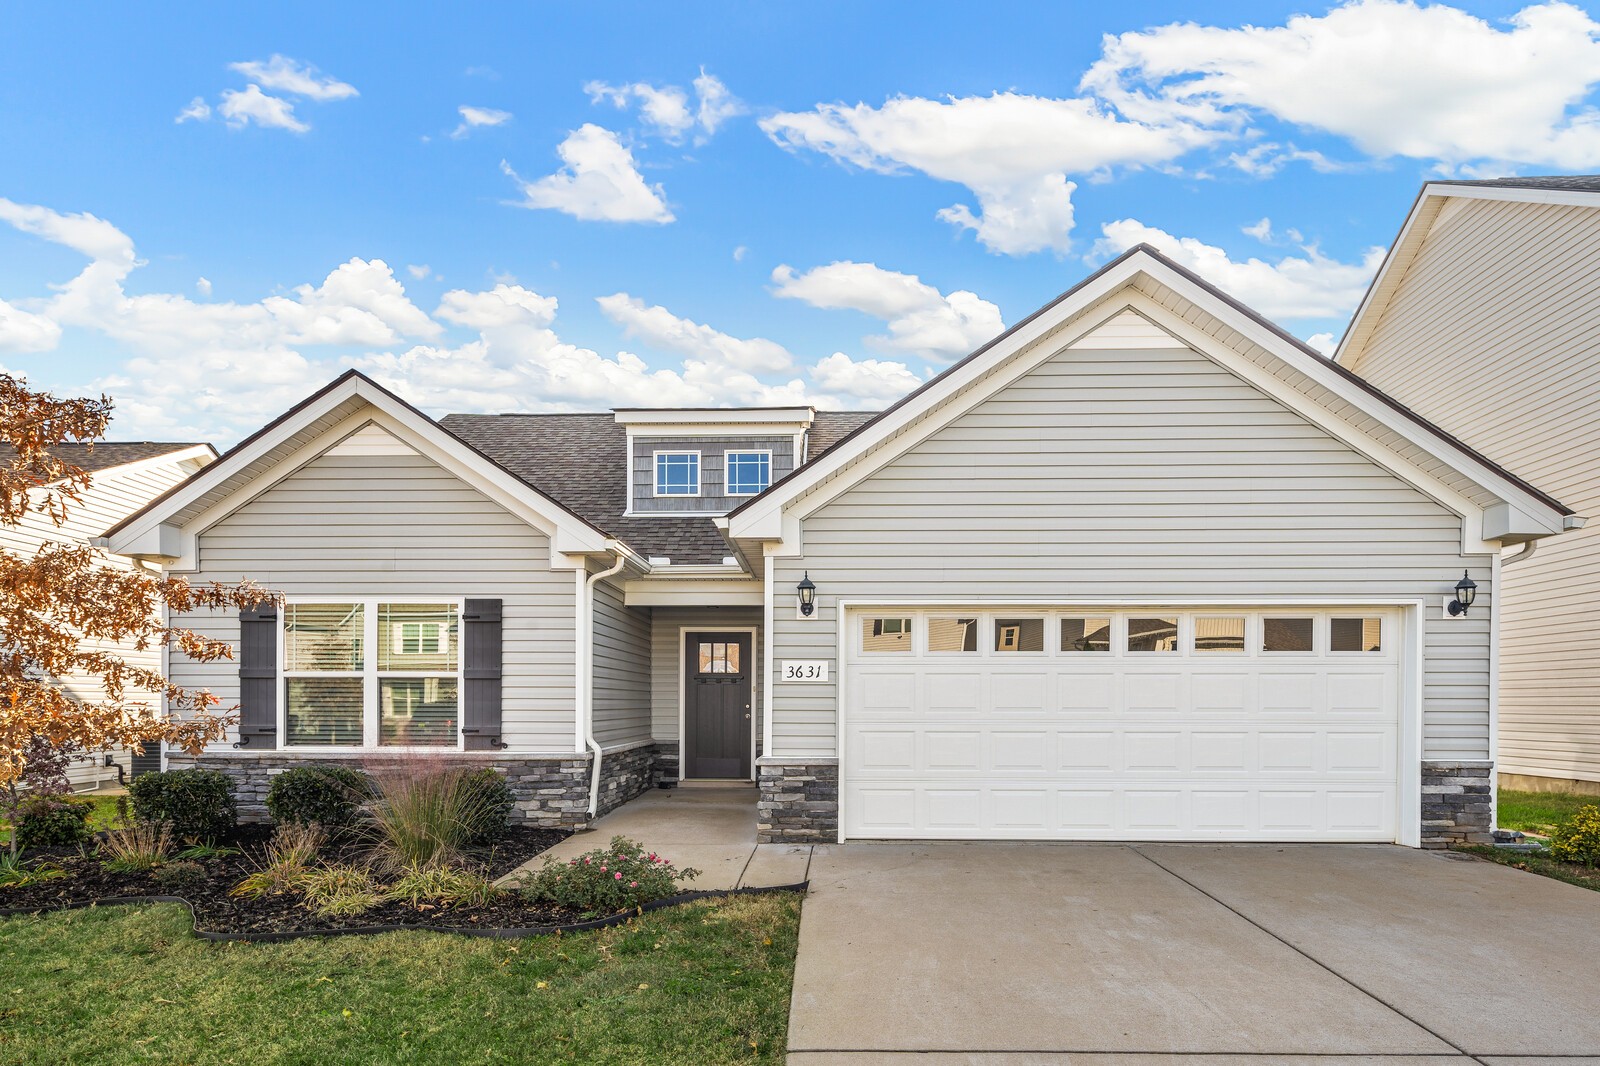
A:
1500;539;1539;568
582;550;628;817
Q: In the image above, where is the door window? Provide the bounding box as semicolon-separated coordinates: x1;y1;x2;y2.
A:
698;641;741;674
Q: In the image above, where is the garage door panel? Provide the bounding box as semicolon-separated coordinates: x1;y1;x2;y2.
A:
924;729;983;771
1125;731;1184;771
1057;730;1118;772
1191;731;1251;772
991;730;1051;771
854;672;918;718
1057;673;1117;714
924;672;983;716
1191;673;1251;715
1124;672;1182;714
992;672;1052;715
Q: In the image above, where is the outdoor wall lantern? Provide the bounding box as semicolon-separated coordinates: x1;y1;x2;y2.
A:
1447;570;1478;616
797;572;817;617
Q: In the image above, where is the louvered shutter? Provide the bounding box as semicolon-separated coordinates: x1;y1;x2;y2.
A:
462;598;504;750
237;603;279;748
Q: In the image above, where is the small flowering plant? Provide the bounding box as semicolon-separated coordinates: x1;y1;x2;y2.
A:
516;835;699;917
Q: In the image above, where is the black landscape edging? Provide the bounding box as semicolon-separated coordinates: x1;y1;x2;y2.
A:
0;882;809;943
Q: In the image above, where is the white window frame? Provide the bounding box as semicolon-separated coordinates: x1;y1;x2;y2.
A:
653;450;702;498
279;597;466;751
724;449;773;497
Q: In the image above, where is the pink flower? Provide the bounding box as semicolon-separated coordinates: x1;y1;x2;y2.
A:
615;872;623;880
583;857;590;865
629;881;638;888
600;866;607;873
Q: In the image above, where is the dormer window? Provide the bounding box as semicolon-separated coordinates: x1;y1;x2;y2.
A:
654;450;700;496
726;450;772;496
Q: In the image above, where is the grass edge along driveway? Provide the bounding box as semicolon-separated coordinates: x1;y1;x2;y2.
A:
0;893;800;1065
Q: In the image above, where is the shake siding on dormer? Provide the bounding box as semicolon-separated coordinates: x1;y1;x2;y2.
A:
630;435;795;513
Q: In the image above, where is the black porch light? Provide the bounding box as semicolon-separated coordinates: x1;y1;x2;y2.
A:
1447;570;1478;616
797;572;817;617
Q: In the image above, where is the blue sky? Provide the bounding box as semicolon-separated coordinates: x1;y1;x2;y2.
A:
3;1;1600;442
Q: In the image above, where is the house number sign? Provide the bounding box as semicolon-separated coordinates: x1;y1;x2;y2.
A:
780;660;830;682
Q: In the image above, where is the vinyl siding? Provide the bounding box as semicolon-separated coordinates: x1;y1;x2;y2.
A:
1345;197;1600;781
592;577;652;749
0;457;202;789
172;449;578;752
649;607;763;755
770;317;1490;760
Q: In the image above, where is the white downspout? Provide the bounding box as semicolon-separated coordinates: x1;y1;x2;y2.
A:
582;550;628;817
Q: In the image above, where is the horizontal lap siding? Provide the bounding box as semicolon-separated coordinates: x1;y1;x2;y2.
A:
1349;199;1600;782
650;607;763;749
175;451;576;752
592;579;651;749
771;337;1488;760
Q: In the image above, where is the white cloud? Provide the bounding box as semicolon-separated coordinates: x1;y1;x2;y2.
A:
502;125;674;224
770;261;1003;361
1306;332;1339;355
196;277;212;296
1092;218;1385;321
1242;218;1274;242
218;85;308;133
761;92;1217;255
0;198;137;266
436;284;558;330
597;292;792;373
407;264;431;280
809;352;922;405
175;97;211;124
1082;0;1600;170
451;105;513;139
228;55;357;102
585;69;744;143
693;69;745;135
0;297;62;352
732;245;747;262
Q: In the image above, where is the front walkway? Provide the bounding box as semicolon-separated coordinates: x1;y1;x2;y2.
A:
500;784;813;891
788;841;1600;1063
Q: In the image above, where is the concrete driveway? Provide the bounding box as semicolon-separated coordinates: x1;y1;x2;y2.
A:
788;842;1600;1064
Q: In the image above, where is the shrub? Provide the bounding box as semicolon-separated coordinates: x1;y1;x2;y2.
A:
152;860;208;892
517;836;699;918
127;769;236;842
100;822;174;873
231;823;325;899
1549;804;1600;866
298;863;382;918
13;796;94;848
364;756;508;873
265;766;370;834
460;768;514;844
385;864;498;909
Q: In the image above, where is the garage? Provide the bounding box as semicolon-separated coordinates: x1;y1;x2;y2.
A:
841;608;1403;842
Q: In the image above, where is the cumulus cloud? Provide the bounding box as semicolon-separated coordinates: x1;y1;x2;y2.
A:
451;105;513;139
502;125;674;223
218;85;308;132
762;92;1217;255
808;352;922;404
0;297;62;352
1082;0;1600;170
585;68;745;143
597;292;792;372
770;261;1003;360
407;264;431;280
175;97;211;124
228;55;358;102
182;55;355;133
1092;218;1385;321
196;277;212;296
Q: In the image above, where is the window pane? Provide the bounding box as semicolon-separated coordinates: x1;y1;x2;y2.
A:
862;617;913;653
927;617;978;652
379;603;458;671
655;452;699;495
380;678;458;746
725;451;771;496
698;641;740;673
994;618;1044;652
1194;617;1245;653
1128;617;1178;652
1061;617;1112;653
1331;617;1382;652
1263;617;1315;652
284;603;363;671
286;677;364;746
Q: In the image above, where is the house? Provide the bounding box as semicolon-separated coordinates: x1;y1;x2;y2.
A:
1337;176;1600;797
106;245;1577;847
2;441;216;789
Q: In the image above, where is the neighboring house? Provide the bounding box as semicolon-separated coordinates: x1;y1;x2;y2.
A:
2;442;216;790
1338;176;1600;796
106;244;1576;848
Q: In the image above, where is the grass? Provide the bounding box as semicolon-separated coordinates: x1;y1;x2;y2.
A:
1497;788;1599;837
0;794;124;849
0;893;801;1065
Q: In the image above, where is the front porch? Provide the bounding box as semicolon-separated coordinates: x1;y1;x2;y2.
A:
502;784;812;890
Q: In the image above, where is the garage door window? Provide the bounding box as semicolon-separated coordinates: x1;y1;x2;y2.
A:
862;616;913;653
1263;617;1315;652
1061;617;1112;653
994;618;1045;652
1331;616;1382;652
1127;616;1178;652
1194;616;1245;653
928;617;979;652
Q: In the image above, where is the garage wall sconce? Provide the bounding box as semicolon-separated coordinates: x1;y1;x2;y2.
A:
797;572;817;617
1447;571;1478;616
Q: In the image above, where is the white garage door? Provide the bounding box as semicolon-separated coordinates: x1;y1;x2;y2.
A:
843;608;1401;842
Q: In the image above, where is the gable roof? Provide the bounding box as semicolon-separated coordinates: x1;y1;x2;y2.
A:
1337;176;1600;368
725;243;1572;550
2;441;214;478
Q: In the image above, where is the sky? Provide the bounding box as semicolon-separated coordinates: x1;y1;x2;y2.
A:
4;1;1600;443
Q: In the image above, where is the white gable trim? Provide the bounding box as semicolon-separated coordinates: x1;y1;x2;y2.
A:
108;374;611;568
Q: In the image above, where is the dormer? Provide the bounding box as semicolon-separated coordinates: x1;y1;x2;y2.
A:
615;407;816;516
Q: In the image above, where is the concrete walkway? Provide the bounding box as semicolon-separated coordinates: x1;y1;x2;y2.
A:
500;785;812;891
789;842;1600;1064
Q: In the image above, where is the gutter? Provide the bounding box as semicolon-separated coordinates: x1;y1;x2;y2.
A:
580;548;629;817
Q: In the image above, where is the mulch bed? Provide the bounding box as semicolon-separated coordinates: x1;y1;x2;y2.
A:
0;824;587;938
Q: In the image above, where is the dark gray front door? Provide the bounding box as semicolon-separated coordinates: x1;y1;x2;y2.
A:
684;632;753;779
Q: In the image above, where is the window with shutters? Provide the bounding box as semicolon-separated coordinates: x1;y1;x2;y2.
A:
282;600;462;748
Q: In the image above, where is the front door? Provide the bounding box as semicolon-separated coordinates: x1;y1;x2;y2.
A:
684;632;753;779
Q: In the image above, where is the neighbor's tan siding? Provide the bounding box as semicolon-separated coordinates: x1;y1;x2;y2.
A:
770;313;1491;760
172;449;578;752
1345;197;1600;783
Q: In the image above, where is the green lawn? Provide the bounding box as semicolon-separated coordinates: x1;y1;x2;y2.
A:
0;893;801;1065
1497;788;1599;836
0;794;124;849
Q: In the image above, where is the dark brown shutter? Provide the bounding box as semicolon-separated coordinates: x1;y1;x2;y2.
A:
237;603;278;748
462;598;504;750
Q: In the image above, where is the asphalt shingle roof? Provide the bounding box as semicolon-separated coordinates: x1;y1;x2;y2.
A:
4;441;209;475
1431;174;1600;193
